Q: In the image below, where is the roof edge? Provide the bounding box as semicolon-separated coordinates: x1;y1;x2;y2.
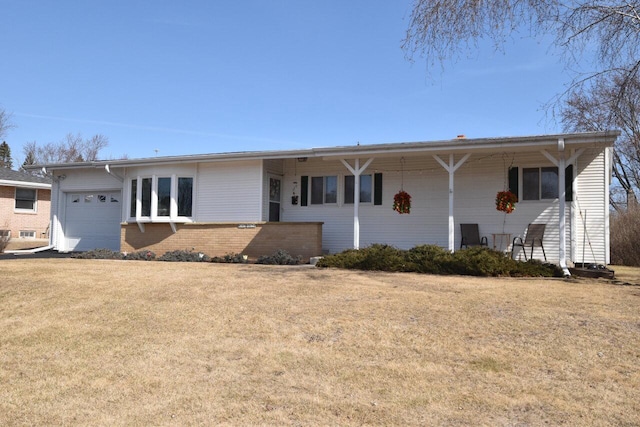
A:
24;130;620;170
0;179;52;189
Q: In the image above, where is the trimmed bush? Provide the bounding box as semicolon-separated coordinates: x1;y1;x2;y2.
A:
72;248;124;260
317;244;410;272
316;244;562;277
157;249;211;262
211;252;249;263
256;249;302;265
404;244;455;274
124;250;156;261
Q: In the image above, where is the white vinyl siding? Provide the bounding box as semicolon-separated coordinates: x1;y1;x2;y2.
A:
196;160;263;222
572;149;609;265
56;169;123;192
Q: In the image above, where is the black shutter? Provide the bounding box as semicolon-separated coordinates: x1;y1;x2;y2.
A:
508;167;519;196
565;164;573;201
301;176;308;206
374;173;383;205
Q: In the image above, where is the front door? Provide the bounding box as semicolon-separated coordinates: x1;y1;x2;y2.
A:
269;176;281;222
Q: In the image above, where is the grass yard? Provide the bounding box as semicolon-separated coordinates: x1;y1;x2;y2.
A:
1;259;639;426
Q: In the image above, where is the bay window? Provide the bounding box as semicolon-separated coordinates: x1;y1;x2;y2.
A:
141;178;152;216
177;177;193;217
129;176;193;220
157;177;171;217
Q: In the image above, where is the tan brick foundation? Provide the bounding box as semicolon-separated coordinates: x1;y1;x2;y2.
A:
120;222;323;262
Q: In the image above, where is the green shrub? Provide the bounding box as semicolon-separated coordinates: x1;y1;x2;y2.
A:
211;252;249;263
124;250;156;261
356;244;407;271
508;259;563;277
157;249;211;262
404;244;455;274
256;249;302;265
72;248;124;260
317;244;562;277
317;244;407;271
449;246;514;277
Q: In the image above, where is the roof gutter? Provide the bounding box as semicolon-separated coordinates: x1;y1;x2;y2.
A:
23;130;620;171
0;179;51;189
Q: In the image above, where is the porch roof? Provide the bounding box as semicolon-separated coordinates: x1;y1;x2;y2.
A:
28;130;619;171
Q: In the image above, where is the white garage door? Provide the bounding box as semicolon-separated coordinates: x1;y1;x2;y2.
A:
64;191;122;251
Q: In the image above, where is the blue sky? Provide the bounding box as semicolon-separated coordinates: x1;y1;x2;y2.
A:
1;1;569;164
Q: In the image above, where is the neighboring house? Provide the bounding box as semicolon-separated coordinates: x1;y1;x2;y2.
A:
32;131;618;270
0;168;52;241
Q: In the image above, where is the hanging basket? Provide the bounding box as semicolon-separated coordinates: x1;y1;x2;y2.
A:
393;190;412;214
496;190;518;214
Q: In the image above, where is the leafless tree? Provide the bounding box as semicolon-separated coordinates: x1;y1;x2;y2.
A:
404;0;640;212
562;73;640;211
0;108;15;140
403;0;640;97
22;133;109;167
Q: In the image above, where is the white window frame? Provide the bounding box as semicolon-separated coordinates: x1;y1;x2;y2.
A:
128;175;194;222
310;175;338;205
14;188;37;213
19;230;36;239
522;166;559;201
344;174;373;204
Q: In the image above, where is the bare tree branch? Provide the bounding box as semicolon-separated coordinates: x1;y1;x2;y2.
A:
23;133;110;167
0;108;15;140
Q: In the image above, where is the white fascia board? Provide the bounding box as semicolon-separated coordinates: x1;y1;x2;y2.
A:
0;179;52;189
23;131;620;171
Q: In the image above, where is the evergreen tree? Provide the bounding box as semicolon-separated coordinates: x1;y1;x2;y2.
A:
21;148;36;171
0;141;13;169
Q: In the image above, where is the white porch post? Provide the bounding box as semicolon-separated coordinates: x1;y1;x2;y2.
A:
542;143;584;276
340;158;374;249
433;153;471;252
354;159;360;249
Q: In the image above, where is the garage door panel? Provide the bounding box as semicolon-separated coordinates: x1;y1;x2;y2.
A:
64;191;121;251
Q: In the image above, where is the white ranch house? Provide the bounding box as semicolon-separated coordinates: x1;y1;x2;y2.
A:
35;131;618;271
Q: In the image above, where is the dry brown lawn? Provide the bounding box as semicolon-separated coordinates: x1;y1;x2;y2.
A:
1;259;639;426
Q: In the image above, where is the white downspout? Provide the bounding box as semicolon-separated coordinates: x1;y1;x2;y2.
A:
104;164;124;182
557;138;570;276
51;178;60;249
604;146;612;265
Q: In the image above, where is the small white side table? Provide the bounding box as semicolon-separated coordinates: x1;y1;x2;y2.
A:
492;233;511;252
